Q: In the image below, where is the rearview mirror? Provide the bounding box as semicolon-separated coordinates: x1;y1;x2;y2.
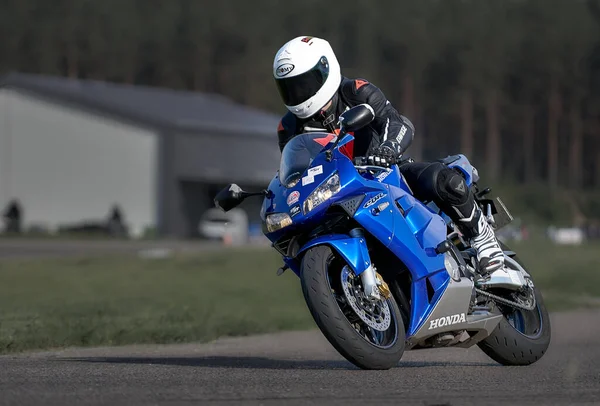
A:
339;104;375;133
214;184;246;212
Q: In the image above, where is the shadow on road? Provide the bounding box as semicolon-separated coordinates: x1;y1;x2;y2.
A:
58;355;499;370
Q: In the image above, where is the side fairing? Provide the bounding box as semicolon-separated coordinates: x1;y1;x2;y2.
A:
338;157;452;336
386;184;452;335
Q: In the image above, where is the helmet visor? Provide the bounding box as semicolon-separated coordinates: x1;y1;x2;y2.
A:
275;57;330;106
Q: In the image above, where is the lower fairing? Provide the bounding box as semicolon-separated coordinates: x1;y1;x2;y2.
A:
405;276;503;350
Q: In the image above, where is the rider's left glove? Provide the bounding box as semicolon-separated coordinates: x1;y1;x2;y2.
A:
367;140;401;168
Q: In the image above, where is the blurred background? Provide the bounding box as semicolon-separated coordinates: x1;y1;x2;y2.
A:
0;0;599;353
1;0;600;243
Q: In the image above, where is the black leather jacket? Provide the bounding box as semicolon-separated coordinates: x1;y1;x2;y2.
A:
277;76;414;158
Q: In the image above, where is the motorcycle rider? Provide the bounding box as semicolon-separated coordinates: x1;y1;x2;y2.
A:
273;36;506;278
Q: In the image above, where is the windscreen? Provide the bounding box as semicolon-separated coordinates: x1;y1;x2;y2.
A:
279;132;334;188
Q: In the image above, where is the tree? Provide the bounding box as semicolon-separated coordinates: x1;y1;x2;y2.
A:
3;0;600;192
446;0;519;181
377;0;442;161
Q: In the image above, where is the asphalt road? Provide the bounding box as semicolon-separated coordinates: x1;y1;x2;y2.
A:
0;310;598;406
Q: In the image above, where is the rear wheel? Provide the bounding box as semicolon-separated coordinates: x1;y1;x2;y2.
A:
300;245;405;370
476;243;551;365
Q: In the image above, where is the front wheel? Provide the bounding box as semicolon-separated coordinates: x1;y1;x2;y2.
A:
476;243;551;365
300;245;405;370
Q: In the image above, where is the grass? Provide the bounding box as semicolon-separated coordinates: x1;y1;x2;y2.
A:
0;248;314;355
506;239;600;310
0;240;598;355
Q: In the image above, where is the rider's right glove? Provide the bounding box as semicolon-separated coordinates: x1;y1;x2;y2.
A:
367;140;402;168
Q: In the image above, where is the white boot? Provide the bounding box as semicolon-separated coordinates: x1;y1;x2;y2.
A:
460;207;505;274
460;208;527;290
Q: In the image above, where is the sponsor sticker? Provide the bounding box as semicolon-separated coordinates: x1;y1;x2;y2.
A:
302;176;314;186
376;169;392;182
302;165;323;186
307;165;323;177
287;191;300;206
290;205;300;217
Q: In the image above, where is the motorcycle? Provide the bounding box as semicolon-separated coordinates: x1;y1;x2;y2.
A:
214;104;551;370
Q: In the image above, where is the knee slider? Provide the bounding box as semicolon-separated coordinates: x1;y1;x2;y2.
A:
413;162;447;203
413;162;471;206
437;168;469;205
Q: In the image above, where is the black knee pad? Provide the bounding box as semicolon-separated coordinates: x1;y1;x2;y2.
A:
413;162;469;206
437;168;470;206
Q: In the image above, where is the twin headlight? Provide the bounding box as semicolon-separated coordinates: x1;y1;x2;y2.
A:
302;172;341;214
265;173;341;233
265;212;293;233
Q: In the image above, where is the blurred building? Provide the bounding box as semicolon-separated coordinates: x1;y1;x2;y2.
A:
0;72;280;238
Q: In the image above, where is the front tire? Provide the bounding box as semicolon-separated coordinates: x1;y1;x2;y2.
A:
300;245;405;370
477;243;551;365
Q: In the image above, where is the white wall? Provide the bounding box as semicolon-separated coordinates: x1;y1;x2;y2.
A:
0;89;158;237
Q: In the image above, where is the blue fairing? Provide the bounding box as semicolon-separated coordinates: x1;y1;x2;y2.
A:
261;133;453;337
297;234;374;277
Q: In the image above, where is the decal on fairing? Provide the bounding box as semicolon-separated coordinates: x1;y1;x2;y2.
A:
428;313;467;330
363;192;386;208
376;169;392;182
287;191;300;206
302;165;323;186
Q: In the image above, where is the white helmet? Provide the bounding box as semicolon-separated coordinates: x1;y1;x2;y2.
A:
273;36;342;119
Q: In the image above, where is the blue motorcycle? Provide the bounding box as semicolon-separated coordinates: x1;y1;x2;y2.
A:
215;105;551;370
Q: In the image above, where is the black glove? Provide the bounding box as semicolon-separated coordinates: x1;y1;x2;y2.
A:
367;140;402;167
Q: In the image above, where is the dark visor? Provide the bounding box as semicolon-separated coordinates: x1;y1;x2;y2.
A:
275;57;329;106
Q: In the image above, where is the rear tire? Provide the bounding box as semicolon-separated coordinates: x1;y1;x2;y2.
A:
477;243;551;365
300;245;405;370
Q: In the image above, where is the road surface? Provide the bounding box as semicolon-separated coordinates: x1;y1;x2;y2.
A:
0;309;598;405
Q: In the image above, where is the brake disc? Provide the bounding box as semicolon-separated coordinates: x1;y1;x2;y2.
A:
341;266;391;331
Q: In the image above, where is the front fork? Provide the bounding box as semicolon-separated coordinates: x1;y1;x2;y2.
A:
349;228;389;301
294;229;390;301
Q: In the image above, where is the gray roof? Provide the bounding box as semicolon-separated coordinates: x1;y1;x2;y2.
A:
0;72;280;137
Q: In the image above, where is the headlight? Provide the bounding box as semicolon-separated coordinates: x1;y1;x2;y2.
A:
265;213;293;233
303;173;341;214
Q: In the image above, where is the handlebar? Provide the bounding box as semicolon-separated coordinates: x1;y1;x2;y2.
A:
353;157;389;172
353;156;414;171
354;165;391;173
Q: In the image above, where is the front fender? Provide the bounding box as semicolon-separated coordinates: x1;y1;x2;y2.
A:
297;234;371;276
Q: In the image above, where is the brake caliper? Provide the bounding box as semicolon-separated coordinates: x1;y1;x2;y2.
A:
375;272;391;299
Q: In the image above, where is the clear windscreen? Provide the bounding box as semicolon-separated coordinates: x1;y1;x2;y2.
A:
279;132;334;187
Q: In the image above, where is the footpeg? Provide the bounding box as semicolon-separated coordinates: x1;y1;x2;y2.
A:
276;264;289;276
435;240;452;254
477;267;526;290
